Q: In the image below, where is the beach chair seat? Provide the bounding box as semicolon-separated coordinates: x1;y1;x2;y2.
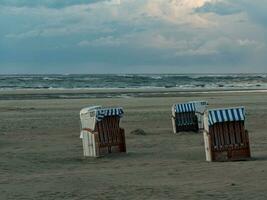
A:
80;106;126;157
203;107;251;161
172;101;208;133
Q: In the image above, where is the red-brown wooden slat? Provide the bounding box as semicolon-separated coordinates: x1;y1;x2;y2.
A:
220;123;229;148
240;122;247;147
105;118;111;144
237;122;244;145
233;121;241;147
217;123;224;150
217;125;222;149
97;121;102;144
210;126;216;149
227;123;234;148
101;120;108;144
227;122;234;148
100;121;105;144
96;123;102;144
230;122;238;148
214;124;221;149
212;124;218;149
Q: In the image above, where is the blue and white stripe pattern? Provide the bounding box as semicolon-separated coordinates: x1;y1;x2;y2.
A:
95;107;124;121
208;107;245;126
174;102;196;113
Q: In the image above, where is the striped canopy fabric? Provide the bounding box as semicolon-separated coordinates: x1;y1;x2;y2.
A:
174;102;198;113
208;107;245;126
95;107;124;121
174;101;208;113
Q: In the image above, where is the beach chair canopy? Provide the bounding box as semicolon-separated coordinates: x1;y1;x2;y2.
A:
173;102;196;113
173;101;208;113
189;101;208;114
208;107;245;126
80;106;124;131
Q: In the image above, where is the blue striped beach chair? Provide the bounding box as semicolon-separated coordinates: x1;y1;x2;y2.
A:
203;107;251;161
172;101;208;133
80;106;126;157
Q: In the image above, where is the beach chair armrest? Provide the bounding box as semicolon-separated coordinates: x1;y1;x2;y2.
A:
82;128;98;134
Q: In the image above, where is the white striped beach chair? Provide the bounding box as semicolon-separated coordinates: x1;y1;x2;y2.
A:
203;107;251;161
172;101;208;133
80;106;126;157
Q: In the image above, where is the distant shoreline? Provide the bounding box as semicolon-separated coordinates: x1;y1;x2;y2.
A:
0;88;267;100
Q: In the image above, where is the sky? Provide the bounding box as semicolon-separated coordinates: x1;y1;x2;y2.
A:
0;0;267;74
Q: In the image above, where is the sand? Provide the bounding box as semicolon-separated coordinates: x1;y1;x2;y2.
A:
0;90;267;199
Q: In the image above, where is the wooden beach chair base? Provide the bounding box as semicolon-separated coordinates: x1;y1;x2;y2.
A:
82;129;126;157
82;116;126;157
204;121;251;162
211;148;251;161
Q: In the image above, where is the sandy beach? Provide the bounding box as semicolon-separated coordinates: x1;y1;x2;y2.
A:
1;89;267;200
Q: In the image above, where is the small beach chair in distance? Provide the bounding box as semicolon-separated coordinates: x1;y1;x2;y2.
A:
80;106;126;157
172;101;208;133
203;107;251;161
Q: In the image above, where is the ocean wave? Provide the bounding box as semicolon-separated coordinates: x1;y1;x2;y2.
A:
0;74;266;90
43;77;62;81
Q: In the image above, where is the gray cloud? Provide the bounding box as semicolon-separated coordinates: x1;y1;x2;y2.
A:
0;0;267;73
196;0;267;28
240;0;267;28
0;0;106;8
195;1;242;16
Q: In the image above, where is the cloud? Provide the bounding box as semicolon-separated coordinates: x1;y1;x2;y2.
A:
0;0;267;73
195;1;242;15
78;36;127;47
196;0;267;28
0;0;107;8
239;0;267;28
144;0;215;27
1;2;118;40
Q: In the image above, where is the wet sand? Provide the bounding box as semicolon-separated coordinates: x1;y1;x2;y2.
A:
0;90;267;199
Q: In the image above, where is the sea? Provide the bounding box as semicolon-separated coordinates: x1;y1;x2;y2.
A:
0;74;266;90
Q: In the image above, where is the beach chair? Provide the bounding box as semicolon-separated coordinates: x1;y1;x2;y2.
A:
203;107;251;161
172;101;208;133
80;106;126;157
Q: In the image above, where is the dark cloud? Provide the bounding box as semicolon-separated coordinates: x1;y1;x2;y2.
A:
0;0;104;8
